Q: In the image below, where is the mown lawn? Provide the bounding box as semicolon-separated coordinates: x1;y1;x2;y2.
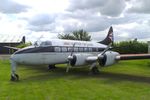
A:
0;59;150;100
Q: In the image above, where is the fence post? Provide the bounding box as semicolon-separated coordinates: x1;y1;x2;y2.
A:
148;41;150;53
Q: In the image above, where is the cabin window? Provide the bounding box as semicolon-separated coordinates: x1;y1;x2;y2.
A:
68;47;73;52
89;48;92;52
84;47;88;52
49;47;54;52
62;47;67;52
79;47;84;52
96;48;99;52
92;48;97;52
74;47;78;52
98;48;104;52
55;47;61;52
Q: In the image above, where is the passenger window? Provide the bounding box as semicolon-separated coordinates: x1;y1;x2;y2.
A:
55;47;61;52
74;47;78;52
96;48;99;52
62;47;67;52
79;47;84;52
98;48;103;52
84;47;88;52
89;48;92;52
49;46;54;52
68;47;73;52
92;48;97;52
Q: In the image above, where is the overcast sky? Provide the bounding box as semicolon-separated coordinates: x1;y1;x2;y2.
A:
0;0;150;42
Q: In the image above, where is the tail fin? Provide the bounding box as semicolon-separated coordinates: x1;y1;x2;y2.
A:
98;26;114;45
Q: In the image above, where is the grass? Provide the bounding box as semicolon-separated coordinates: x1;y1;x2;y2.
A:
0;60;150;100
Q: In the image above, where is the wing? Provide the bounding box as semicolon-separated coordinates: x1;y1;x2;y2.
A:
116;54;150;60
86;53;150;67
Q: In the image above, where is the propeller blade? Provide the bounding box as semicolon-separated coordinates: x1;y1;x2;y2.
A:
66;43;76;72
101;43;112;55
70;43;76;56
98;43;112;59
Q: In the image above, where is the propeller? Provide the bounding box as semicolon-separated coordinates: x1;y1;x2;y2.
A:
66;43;76;72
98;43;112;59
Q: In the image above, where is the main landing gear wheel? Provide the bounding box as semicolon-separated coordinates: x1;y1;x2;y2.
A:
48;65;56;70
10;74;19;81
91;67;100;74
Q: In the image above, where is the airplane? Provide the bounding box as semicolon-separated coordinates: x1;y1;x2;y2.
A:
9;26;150;81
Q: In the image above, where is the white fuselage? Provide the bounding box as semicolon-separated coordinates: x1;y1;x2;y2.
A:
11;39;107;65
11;52;100;65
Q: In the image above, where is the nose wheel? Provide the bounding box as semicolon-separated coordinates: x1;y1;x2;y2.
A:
10;74;19;81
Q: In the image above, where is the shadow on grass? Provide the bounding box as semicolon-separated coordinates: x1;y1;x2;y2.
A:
19;65;150;84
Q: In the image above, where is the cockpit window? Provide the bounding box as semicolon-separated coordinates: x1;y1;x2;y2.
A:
40;41;52;46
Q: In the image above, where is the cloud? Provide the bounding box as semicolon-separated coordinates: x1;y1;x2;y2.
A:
28;13;56;32
127;0;150;14
26;11;111;33
28;23;56;32
0;0;29;14
0;0;150;42
29;13;56;26
99;0;126;17
68;0;126;17
113;20;150;41
68;0;105;11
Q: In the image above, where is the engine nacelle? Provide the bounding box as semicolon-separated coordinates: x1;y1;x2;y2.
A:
70;54;93;66
98;51;119;66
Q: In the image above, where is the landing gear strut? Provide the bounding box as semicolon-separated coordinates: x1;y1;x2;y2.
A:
89;62;100;74
91;67;99;74
48;64;56;70
10;60;19;81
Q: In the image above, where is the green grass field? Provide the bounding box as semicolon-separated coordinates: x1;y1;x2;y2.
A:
0;60;150;100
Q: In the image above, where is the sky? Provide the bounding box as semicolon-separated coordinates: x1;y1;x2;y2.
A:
0;0;150;42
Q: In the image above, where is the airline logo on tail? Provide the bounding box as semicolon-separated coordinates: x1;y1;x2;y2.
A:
98;26;114;45
108;28;113;41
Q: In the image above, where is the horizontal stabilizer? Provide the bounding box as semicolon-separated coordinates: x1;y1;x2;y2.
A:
3;46;20;51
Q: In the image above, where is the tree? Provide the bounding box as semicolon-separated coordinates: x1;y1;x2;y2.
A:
58;29;91;41
58;33;74;40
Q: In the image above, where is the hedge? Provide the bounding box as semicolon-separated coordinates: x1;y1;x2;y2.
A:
112;40;148;54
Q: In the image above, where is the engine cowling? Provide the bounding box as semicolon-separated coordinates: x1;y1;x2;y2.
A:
70;54;93;66
98;51;119;66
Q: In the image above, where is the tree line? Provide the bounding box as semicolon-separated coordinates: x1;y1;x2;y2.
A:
17;29;148;54
112;40;148;54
